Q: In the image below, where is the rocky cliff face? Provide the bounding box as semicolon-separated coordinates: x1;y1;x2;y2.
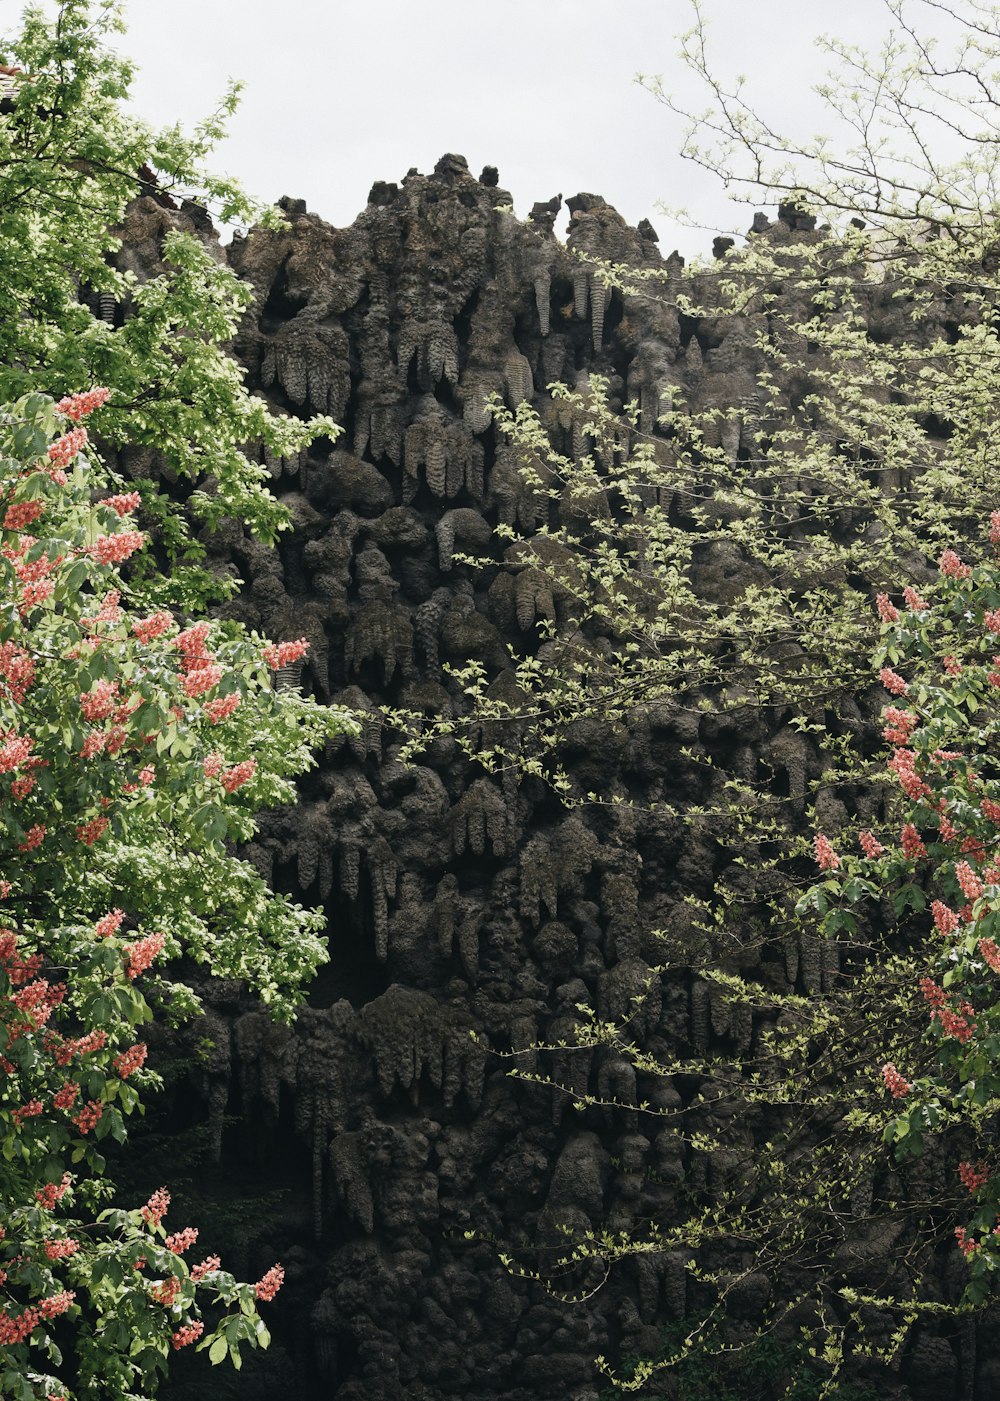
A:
113;157;994;1401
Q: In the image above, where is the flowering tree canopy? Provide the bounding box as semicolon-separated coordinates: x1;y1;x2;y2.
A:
0;388;351;1398
0;1;358;1389
809;516;1000;1305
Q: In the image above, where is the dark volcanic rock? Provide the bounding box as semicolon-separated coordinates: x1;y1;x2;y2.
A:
108;165;982;1401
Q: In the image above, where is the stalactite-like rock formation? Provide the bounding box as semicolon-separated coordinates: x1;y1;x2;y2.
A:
111;157;987;1401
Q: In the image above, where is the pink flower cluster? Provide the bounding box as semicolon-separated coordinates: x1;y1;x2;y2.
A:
88;530;144;566
80;679;119;721
125;931;165;981
939;548;972;580
958;1160;989;1193
876;593;900;623
48;426;87;467
183;663;222;699
813;834;840;871
221;759;255;794
113;1043;147;1078
151;1277;181;1307
888;748;931;802
253;1263;284;1301
39;1290;75;1321
76;815;109;846
879;667;908;695
55;387;111;420
938;1002;976;1044
0;641;35;704
141;1187;170;1228
931;900;960;936
881;1063;911;1097
203;692;241;724
172;1320;205;1350
95;908;125;939
955;860;984;903
0;730;33;774
132;610;173;644
858;830;884;859
979;938;1000;974
955;1225;979;1257
72;1100;103;1134
3;500;44;531
900;823;927;860
0;1307;40;1345
103;491;141;517
44;1237;79;1260
903;585;929;611
34;1173;72;1209
165;1227;199;1254
263;637;309;669
882;707;918;746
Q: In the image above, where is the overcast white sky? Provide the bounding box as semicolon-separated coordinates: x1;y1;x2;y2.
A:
24;0;969;256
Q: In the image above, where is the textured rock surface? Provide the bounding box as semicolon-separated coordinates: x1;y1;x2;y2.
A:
111;162;998;1400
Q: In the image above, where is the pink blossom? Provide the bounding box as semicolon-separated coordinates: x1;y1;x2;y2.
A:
939;548;972;580
876;593;899;623
203;692;241;724
253;1264;284;1301
959;1161;989;1193
80;679;119;721
165;1227;199;1255
55;387;111;420
47;427;87;467
171;1320;205;1349
859;830;884;859
3;500;44;531
901;823;926;860
125;931;165;980
103;491;141;517
979;938;1000;974
113;1043;147;1078
221;759;256;794
141;1187;170;1228
132;610;174;644
956;860;984;902
263;637;309;669
88;530;144;566
931;900;960;936
902;585;929;611
881;1063;911;1098
183;664;223;699
72;1100;103;1134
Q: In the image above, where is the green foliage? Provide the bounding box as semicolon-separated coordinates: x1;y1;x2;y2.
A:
0;390;350;1398
0;3;354;1394
447;2;1000;1391
0;0;337;577
600;1324;882;1401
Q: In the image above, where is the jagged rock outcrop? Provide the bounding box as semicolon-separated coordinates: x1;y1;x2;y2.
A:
109;161;994;1401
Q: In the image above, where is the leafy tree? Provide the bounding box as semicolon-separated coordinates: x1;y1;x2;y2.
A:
0;3;352;1395
0;0;336;588
0;403;347;1400
436;1;1000;1390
